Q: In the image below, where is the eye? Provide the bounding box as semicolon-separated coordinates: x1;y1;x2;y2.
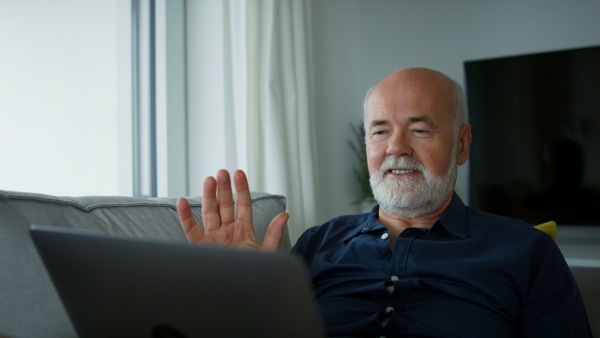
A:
371;129;390;137
411;128;433;138
368;128;389;140
409;121;434;137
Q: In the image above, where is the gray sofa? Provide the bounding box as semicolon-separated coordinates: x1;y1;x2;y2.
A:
0;189;289;338
2;190;598;337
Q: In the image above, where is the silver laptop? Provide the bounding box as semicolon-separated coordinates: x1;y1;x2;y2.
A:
30;225;325;338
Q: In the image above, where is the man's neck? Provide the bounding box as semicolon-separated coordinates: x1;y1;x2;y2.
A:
377;194;453;249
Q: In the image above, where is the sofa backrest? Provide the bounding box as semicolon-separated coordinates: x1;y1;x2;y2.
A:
0;190;288;338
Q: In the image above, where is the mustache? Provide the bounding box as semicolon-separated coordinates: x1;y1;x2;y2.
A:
377;156;425;174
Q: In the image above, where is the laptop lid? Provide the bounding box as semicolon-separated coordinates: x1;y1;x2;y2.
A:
30;225;325;338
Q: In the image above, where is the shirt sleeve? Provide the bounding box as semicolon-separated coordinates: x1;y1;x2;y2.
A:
290;227;314;263
519;234;592;337
291;226;309;248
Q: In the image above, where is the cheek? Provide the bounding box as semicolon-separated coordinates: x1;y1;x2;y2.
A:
366;143;386;174
420;146;455;176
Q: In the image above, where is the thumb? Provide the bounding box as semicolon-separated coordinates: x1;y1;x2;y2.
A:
261;212;289;251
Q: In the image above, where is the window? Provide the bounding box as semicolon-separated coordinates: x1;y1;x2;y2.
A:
0;0;132;196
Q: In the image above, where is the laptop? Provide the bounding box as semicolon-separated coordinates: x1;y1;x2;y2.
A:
30;225;326;338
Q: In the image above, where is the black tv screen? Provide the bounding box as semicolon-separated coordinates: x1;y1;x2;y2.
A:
465;46;600;226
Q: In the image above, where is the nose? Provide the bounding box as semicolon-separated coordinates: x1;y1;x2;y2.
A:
386;131;413;157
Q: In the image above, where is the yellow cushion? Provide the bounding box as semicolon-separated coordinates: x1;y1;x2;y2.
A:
534;221;557;241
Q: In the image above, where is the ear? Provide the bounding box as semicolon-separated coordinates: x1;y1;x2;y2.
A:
456;124;472;165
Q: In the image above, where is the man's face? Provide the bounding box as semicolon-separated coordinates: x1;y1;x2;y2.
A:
365;71;462;217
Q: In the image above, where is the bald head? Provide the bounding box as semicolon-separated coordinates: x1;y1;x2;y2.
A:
364;68;466;134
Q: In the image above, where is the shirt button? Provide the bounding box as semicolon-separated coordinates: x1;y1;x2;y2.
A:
381;233;389;239
386;306;395;313
391;276;399;281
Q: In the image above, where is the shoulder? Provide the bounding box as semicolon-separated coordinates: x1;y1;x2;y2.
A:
465;206;551;241
462;206;562;265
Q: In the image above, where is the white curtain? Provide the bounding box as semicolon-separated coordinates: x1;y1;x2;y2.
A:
186;0;317;242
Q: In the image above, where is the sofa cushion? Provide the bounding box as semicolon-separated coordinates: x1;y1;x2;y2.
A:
0;190;288;338
534;221;557;241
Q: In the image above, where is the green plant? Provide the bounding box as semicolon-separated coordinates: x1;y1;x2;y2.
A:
348;121;375;205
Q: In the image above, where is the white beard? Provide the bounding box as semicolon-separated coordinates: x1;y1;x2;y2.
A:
369;155;457;218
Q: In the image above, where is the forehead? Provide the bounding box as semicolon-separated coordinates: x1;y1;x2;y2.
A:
366;93;452;126
365;87;454;128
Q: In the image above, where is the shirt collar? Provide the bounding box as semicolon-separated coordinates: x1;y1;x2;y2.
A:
435;192;468;239
339;205;385;243
339;192;468;243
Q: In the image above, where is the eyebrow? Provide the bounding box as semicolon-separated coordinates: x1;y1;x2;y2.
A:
407;115;438;128
368;115;438;129
368;119;390;129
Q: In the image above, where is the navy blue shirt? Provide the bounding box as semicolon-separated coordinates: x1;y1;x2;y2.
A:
292;194;591;337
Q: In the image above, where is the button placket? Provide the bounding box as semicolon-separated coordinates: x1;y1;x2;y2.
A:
381;233;420;332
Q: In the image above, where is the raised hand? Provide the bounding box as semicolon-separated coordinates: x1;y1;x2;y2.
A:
176;169;289;251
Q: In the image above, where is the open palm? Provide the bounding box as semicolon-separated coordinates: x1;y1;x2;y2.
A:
176;169;288;251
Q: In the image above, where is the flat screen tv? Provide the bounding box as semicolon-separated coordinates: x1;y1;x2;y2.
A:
464;46;600;226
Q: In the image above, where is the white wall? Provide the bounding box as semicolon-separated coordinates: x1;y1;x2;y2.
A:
311;0;364;224
311;0;600;225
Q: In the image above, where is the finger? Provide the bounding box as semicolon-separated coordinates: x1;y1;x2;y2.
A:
261;212;289;252
233;170;253;231
216;169;235;225
202;176;221;231
176;197;205;243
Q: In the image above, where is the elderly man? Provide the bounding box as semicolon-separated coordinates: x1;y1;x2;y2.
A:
177;68;591;337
